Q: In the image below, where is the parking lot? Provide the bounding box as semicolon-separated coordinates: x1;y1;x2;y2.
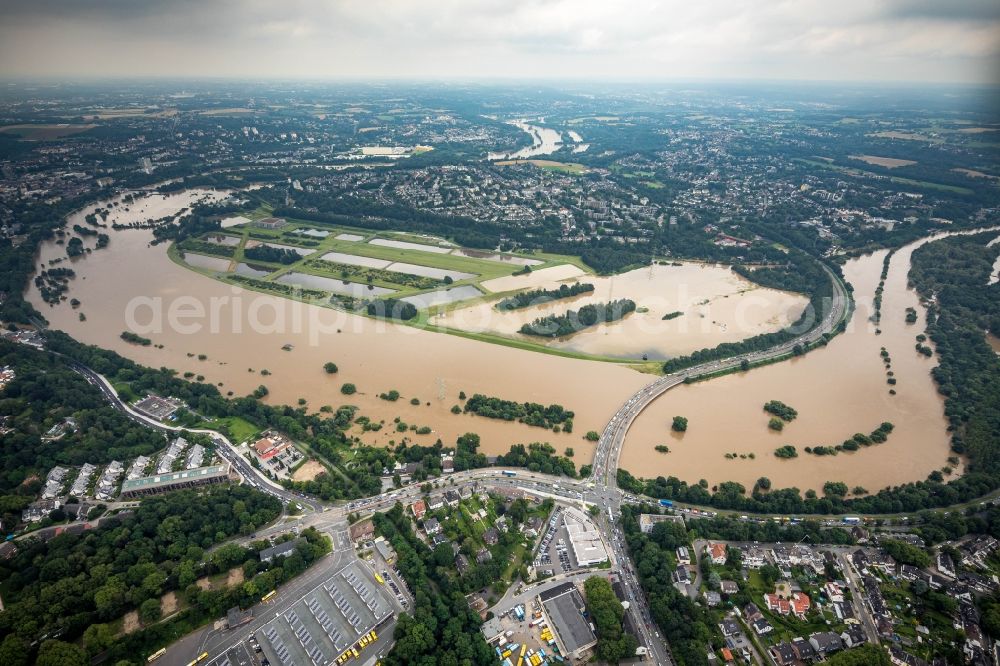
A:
253;561;394;666
533;509;581;576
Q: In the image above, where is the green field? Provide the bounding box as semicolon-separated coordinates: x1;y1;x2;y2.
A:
174;214;581;307
793;158;973;195
170;215;654;365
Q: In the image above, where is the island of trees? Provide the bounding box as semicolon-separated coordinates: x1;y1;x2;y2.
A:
520;299;636;338
763;400;798;422
463;393;574;431
366;298;418;321
496;282;594;310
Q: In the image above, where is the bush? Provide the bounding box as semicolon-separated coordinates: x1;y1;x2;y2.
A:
341;383;357;395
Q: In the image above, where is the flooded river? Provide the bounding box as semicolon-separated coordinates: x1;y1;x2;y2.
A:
620;240;956;495
27;191;650;458
487;121;563;160
26;190;962;493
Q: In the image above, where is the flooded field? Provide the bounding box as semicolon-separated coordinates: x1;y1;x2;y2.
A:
205;234;241;246
385;262;476;281
401;285;482;308
183;253;232;272
451;249;543;266
620;241;955;495
321;252;391;268
275;272;396;297
440;263;808;359
369;238;451;254
26;190;652;459
481;265;585;292
234;263;272;278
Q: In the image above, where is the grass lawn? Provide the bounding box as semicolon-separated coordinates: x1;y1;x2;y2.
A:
209;416;261;443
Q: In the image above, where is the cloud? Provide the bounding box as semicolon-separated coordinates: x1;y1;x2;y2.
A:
0;0;996;83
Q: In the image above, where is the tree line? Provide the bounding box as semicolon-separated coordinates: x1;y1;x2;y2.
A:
520;298;636;338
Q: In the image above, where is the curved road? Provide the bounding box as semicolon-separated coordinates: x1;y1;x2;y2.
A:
584;264;849;665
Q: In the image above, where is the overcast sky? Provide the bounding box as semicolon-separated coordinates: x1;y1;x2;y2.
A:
1;0;997;84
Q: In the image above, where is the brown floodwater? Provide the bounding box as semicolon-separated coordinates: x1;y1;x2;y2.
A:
440;263;808;359
27;189;967;494
620;239;957;495
27;191;650;458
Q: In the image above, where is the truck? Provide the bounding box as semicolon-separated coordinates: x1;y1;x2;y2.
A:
658;499;673;507
503;470;517;477
843;516;861;524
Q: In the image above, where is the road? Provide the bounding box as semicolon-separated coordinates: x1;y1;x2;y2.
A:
68;360;322;512
582;264;849;665
51;264;849;665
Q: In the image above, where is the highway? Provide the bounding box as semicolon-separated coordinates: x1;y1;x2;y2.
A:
51;263;849;665
584;264;849;665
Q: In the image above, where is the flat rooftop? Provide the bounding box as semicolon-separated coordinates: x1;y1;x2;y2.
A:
541;584;597;656
120;464;229;492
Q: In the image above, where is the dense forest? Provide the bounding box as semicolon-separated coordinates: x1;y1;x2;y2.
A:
0;486;334;665
373;504;496;665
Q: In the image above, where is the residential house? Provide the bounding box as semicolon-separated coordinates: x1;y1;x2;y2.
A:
764;591;811;619
791;638;817;662
410;500;427;520
349;518;374;543
769;642;797;666
676;546;691;565
809;631;843;656
424;517;441;535
937;551;956;578
742;547;765;569
709;542;727;565
719;618;741;637
841;625;867;648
